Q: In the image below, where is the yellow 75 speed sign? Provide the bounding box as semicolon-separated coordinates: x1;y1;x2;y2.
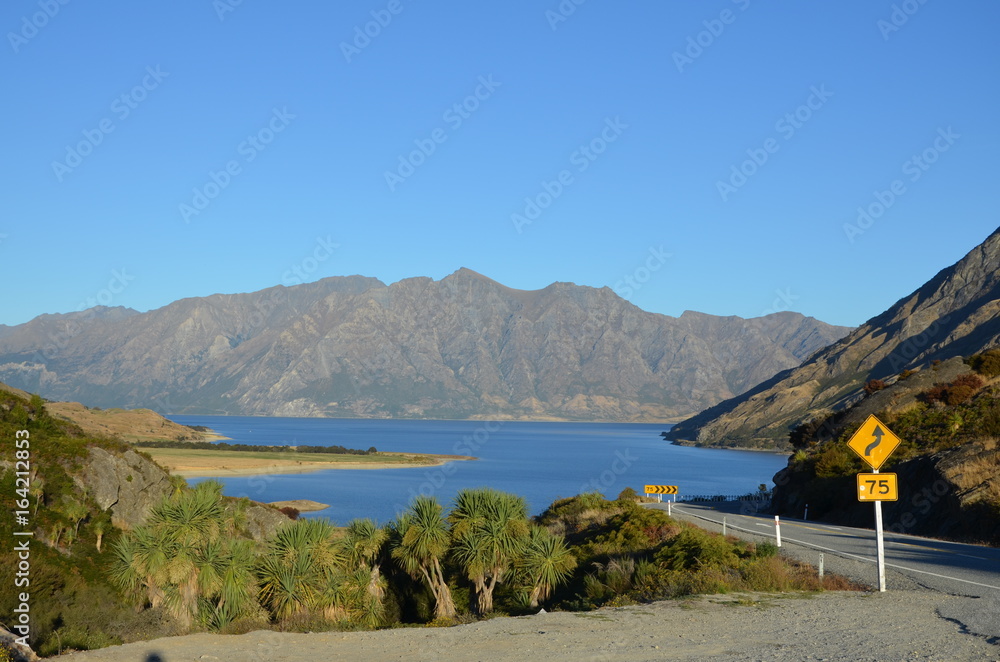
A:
857;473;898;502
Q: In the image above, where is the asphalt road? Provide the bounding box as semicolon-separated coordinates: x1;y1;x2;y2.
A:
646;500;1000;642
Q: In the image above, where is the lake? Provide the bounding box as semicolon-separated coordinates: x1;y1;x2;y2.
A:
168;416;788;524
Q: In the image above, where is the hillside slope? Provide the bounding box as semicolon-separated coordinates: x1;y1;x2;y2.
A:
0;270;850;422
0;384;287;657
770;353;1000;545
669;227;1000;447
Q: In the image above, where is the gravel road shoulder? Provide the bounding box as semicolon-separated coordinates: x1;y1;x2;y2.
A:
55;590;998;662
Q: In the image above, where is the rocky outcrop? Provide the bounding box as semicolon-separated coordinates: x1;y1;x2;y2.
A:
75;447;174;529
0;271;850;423
0;624;40;662
670;228;1000;447
72;445;287;540
240;501;290;541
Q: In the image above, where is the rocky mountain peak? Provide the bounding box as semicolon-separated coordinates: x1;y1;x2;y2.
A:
669;227;1000;447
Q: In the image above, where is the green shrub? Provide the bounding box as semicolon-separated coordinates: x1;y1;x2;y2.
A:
813;443;861;478
616;487;640;502
654;528;739;571
739;556;796;592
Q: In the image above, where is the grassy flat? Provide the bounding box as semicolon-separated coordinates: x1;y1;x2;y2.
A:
142;446;475;477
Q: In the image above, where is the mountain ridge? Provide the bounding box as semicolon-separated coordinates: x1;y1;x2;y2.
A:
0;270;851;422
669;227;1000;447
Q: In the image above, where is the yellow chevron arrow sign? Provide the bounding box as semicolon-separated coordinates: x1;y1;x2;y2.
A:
644;485;678;495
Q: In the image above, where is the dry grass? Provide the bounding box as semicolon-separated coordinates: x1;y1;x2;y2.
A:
738;557;865;594
949;444;1000;505
48;400;216;443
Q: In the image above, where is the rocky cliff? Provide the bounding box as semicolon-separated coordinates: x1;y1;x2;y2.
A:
0;270;850;422
670;227;1000;447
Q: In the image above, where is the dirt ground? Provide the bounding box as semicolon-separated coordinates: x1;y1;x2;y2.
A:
56;589;998;662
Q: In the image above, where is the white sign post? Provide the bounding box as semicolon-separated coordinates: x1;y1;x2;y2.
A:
847;414;901;594
873;469;887;592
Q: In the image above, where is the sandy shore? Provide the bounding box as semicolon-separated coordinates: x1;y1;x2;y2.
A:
143;448;475;478
268;500;331;512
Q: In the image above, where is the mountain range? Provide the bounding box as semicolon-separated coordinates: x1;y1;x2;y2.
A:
669;227;1000;447
0;269;850;422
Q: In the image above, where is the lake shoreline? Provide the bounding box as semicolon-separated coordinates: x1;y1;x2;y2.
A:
165;416;787;522
145;448;476;478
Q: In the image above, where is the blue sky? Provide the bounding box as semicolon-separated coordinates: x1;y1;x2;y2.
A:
3;1;997;329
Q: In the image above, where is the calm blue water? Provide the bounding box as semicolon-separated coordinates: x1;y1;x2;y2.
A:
168;416;787;525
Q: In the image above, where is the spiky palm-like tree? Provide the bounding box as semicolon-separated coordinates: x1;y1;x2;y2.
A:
91;510;112;553
199;538;266;630
450;488;529;615
390;496;456;621
108;526;171;611
519;525;576;608
342;519;388;597
147;480;225;547
257;518;344;622
148;482;226;627
107;481;262;631
338;518;389;626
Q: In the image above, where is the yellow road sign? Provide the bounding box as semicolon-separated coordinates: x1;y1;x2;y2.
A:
857;473;898;501
644;485;678;495
847;414;901;470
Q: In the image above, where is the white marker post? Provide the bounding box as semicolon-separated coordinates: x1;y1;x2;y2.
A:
775;515;781;547
873;468;887;592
